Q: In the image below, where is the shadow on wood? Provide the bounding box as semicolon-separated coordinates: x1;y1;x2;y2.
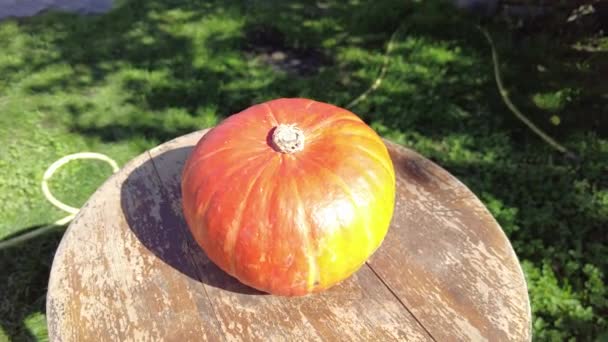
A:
120;146;265;295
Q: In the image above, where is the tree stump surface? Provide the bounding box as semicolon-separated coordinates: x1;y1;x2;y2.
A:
47;129;531;341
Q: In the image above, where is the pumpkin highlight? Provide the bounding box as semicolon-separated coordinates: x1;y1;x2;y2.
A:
181;98;395;296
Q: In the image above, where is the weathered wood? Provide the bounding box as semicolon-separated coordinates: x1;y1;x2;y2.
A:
367;141;531;341
47;130;530;341
47;145;223;341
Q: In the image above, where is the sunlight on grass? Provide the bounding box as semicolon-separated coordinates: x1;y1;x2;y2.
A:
0;327;8;342
532;88;578;112
24;313;48;342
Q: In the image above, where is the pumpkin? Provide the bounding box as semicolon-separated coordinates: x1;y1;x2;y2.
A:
181;98;395;296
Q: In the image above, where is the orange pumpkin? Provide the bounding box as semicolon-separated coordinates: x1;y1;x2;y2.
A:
181;98;395;296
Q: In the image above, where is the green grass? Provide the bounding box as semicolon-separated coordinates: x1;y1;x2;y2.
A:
1;0;606;340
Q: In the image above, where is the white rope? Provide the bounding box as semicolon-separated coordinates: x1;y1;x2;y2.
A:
42;152;120;214
0;152;119;250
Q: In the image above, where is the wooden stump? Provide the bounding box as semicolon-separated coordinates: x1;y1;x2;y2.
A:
47;130;531;341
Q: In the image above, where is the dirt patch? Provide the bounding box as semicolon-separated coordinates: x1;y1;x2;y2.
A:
244;25;332;76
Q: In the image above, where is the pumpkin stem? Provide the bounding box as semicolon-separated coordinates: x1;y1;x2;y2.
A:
271;124;305;154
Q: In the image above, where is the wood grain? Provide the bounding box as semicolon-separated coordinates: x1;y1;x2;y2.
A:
47;145;222;341
367;141;531;341
47;130;530;341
